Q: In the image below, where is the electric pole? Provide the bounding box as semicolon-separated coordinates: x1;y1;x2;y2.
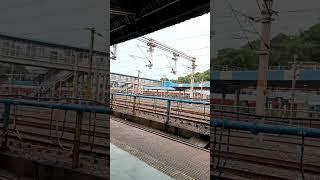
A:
255;0;274;142
9;64;14;95
256;0;274;117
111;45;117;60
137;70;141;94
190;59;196;99
171;54;178;75
200;78;205;99
72;56;78;100
290;54;298;121
85;27;95;100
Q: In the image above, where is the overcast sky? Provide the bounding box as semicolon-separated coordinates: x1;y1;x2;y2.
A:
0;0;107;51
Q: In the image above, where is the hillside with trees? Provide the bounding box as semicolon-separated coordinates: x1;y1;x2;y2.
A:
162;69;209;83
214;23;320;68
170;23;320;83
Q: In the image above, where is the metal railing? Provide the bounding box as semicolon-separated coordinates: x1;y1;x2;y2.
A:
211;112;320;179
111;93;210;129
211;118;320;137
212;64;320;71
0;97;110;168
211;104;320;121
0;47;108;73
211;65;249;71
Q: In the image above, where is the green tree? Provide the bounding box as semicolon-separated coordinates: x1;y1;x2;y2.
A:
160;77;169;81
214;23;320;68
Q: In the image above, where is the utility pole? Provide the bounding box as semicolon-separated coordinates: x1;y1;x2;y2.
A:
190;59;196;99
137;70;141;94
9;64;14;95
171;54;178;75
290;54;298;121
255;0;273;142
256;0;273;116
200;78;204;100
111;45;117;60
85;27;95;100
72;56;78;100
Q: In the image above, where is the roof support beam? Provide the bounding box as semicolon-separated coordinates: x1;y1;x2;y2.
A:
111;9;135;16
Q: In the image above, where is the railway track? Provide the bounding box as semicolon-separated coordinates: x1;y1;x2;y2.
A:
214;167;295;180
113;98;320;149
2;96;320;179
112;117;209;152
1;97;209;155
111;97;320;179
112;100;210;124
211;144;320;179
211;129;320;179
0;106;109;158
111;106;320;180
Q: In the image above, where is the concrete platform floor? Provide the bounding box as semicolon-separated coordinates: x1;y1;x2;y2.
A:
111;143;173;180
111;117;210;180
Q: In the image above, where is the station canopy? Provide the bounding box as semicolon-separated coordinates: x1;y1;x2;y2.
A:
111;0;209;45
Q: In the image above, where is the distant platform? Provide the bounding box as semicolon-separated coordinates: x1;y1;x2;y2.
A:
161;81;210;90
211;70;320;92
110;143;173;180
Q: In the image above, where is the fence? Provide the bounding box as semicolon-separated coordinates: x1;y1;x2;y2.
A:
111;93;210;135
0;97;110;170
210;111;320;179
211;104;320;127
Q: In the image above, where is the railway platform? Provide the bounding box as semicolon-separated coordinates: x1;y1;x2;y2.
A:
111;117;210;180
111;143;172;180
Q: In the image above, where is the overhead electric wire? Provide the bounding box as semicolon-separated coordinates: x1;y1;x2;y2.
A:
0;0;43;12
226;0;255;50
256;0;263;13
15;27;85;37
161;33;209;43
